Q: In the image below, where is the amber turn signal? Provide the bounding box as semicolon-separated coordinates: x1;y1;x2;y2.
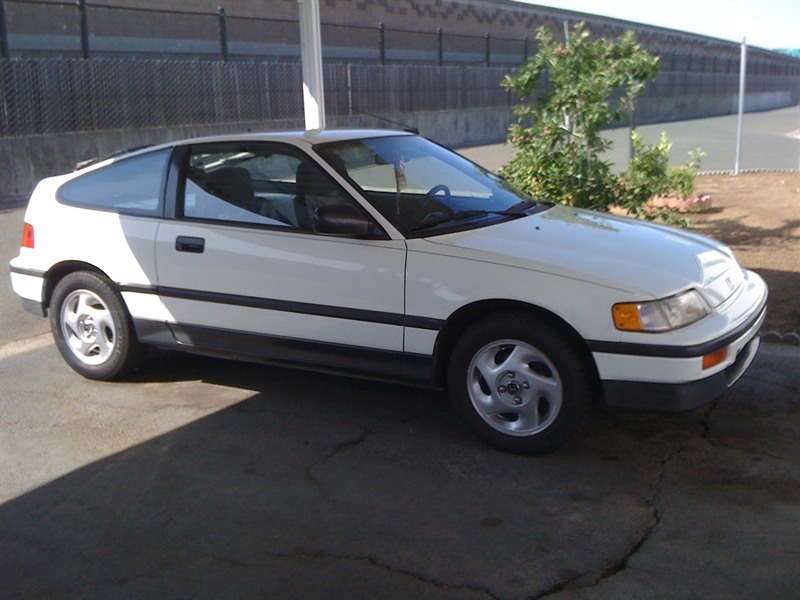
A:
612;303;643;331
702;347;728;370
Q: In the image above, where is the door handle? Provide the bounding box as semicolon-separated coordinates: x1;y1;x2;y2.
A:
175;236;205;253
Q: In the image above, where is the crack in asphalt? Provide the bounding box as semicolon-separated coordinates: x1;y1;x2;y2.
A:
237;403;448;503
303;427;372;500
539;377;797;599
699;395;798;465
212;550;499;599
700;398;722;445
596;445;681;580
535;444;683;599
533;573;587;598
309;550;501;599
302;408;446;500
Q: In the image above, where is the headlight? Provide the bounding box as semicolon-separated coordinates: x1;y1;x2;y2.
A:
613;290;711;332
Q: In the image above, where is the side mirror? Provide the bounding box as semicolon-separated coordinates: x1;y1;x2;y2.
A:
313;204;376;237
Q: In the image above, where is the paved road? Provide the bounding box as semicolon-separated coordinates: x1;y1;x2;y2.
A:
2;115;799;598
459;105;800;173
1;204;47;344
1;340;798;599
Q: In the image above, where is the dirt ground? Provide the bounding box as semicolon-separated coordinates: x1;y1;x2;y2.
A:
689;172;799;335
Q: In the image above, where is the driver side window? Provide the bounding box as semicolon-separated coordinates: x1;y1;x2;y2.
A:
293;159;354;231
181;143;368;234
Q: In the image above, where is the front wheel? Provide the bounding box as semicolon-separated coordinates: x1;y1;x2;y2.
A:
49;271;145;380
447;313;592;454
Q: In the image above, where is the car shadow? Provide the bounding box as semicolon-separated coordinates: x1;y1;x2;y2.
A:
693;217;800;249
0;347;699;599
754;268;800;334
126;347;445;399
2;342;798;598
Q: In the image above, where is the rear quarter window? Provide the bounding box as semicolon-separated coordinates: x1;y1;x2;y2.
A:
57;149;171;216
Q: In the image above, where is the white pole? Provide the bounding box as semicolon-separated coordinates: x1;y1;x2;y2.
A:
734;37;747;175
298;0;325;131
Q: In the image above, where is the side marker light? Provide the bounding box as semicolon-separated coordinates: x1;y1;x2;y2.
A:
702;347;728;370
22;223;34;249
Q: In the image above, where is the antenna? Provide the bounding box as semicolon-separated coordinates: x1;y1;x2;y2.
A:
355;110;419;135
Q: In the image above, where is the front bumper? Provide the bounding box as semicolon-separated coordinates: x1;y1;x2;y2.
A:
596;274;767;412
602;333;761;411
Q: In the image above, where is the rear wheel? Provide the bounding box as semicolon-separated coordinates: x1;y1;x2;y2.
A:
49;271;145;380
447;313;592;454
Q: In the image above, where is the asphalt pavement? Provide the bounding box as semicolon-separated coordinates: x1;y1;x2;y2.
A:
1;107;799;599
458;105;800;173
1;340;798;599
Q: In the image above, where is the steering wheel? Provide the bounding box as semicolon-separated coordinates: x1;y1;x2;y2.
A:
424;184;452;204
419;184;454;224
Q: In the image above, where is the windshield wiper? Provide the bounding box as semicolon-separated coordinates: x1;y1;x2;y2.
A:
411;209;520;232
415;210;488;231
409;200;552;233
504;199;546;214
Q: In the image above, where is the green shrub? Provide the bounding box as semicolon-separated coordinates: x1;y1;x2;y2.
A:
617;132;705;223
501;23;703;225
668;148;706;199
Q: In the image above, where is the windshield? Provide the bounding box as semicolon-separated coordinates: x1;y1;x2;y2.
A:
316;135;547;236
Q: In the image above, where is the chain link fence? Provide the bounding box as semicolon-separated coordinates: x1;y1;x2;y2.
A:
3;55;796;139
0;58;515;137
5;0;797;75
0;0;539;64
0;59;296;135
3;0;799;129
0;0;797;140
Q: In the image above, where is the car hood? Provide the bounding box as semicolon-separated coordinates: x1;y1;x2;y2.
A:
425;205;744;306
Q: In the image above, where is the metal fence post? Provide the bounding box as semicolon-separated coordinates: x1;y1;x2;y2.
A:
437;27;443;66
378;22;385;65
78;0;90;58
484;33;490;66
734;38;747;175
0;0;9;59
218;7;228;62
347;63;353;115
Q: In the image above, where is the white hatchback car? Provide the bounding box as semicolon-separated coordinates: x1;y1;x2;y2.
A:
9;130;767;454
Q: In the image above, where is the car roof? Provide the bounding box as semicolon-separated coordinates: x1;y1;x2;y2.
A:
175;128;412;146
106;129;414;163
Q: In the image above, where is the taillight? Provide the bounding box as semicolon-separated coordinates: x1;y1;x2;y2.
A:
21;223;34;249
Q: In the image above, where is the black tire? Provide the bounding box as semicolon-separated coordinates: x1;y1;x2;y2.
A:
447;313;592;455
49;271;146;380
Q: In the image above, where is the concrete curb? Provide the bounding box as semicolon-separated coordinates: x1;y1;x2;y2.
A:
761;331;800;346
699;169;800;175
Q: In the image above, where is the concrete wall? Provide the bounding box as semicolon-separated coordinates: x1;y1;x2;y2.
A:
6;0;798;67
4;88;795;204
0;106;514;203
637;92;796;125
2;0;798;203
